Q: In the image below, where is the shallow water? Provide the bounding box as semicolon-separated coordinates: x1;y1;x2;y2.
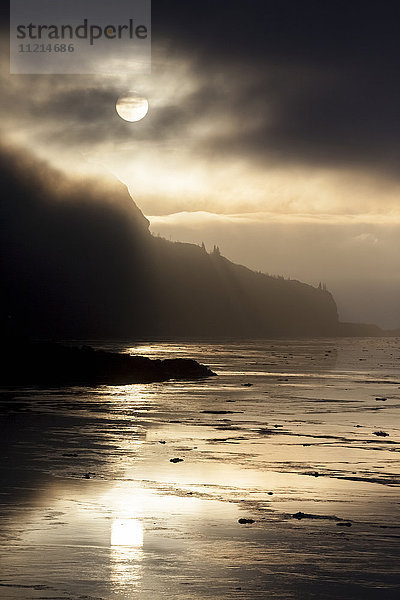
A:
1;338;399;599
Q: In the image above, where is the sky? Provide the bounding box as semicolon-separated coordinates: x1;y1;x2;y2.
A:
1;1;400;328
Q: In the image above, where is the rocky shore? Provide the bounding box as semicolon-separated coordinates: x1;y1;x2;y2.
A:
1;342;216;386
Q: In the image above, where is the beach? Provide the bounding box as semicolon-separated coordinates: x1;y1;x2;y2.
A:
1;338;399;599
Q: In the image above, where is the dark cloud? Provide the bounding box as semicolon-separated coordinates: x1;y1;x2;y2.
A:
153;1;400;68
2;1;399;176
150;1;400;174
30;87;116;122
191;65;400;174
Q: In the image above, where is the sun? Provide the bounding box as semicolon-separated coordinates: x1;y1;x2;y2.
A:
116;92;149;122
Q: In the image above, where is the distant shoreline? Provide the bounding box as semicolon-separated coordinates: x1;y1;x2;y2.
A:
31;326;400;347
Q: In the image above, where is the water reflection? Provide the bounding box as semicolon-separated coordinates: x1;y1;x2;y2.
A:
110;519;144;590
111;518;144;547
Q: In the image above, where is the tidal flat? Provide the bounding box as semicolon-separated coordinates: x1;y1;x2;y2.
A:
1;338;399;599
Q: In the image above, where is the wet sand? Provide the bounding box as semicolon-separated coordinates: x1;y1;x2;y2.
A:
0;338;399;599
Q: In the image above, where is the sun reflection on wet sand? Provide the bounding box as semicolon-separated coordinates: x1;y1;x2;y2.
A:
110;519;144;591
111;518;144;547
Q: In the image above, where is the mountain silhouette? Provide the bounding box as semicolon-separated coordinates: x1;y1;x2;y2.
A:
0;143;384;340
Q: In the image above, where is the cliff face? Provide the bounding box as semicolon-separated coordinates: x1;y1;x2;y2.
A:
1;145;340;339
148;238;339;337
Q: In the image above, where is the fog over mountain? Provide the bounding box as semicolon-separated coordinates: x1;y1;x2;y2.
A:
0;144;358;340
1;2;400;330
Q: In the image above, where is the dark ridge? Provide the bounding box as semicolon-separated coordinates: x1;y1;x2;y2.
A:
0;143;392;340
